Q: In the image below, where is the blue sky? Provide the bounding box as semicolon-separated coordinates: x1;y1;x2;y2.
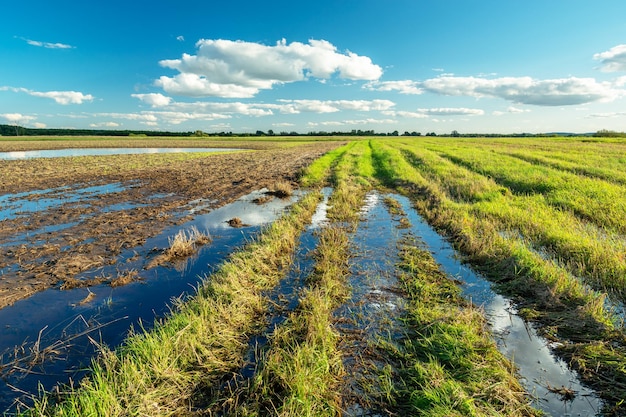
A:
1;0;626;134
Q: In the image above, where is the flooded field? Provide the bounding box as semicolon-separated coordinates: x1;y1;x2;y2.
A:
2;137;624;416
0;189;302;410
0;148;239;160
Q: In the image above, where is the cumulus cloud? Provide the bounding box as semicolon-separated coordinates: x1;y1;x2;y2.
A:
587;111;626;118
156;38;382;98
1;86;93;104
415;107;484;116
130;94;394;117
594;44;626;72
383;107;483;118
365;80;423;94
28;90;94;104
90;122;121;128
309;118;395;127
1;113;36;124
271;99;394;114
132;93;173;107
21;37;74;49
95;111;230;126
420;76;621;106
382;110;428;119
493;106;530;116
367;75;623;106
176;35;185;42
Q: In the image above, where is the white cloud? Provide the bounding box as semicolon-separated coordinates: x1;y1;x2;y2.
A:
156;38;382;98
33;122;47;128
272;99;395;114
421;76;622;106
382;110;428;119
90;122;120;127
415;107;484;116
22;38;74;49
132;93;173;107
594;44;626;72
176;35;185;42
131;95;394;117
367;75;623;106
493;106;531;116
28;90;94;104
587;111;626;118
1;113;36;124
2;86;93;104
310;118;396;127
95;111;230;126
384;108;483;118
365;80;423;95
506;106;529;113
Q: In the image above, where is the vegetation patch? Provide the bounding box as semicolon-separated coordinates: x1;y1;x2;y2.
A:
146;227;211;268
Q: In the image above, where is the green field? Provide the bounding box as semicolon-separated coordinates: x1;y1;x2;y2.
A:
18;136;626;416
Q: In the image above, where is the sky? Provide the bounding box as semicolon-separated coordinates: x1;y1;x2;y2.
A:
1;0;626;135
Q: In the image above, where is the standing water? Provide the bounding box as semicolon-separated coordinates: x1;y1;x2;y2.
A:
335;191;601;416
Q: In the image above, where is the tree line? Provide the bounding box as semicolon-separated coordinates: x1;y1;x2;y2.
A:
1;124;624;138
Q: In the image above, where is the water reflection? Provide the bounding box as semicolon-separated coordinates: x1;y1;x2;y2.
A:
394;193;602;416
0;148;238;160
0;190;300;412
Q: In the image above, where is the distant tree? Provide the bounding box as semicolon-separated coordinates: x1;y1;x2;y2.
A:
389;130;399;136
593;129;626;137
451;130;460;137
267;129;274;136
255;130;266;136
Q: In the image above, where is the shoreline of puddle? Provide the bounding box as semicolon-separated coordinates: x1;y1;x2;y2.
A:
0;187;604;416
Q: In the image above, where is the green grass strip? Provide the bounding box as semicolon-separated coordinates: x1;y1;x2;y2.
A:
390;240;540;416
231;142;371;416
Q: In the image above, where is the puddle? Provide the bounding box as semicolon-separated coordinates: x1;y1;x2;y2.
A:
212;189;333;402
0;190;302;412
0;188;604;415
393;193;603;416
0;183;127;220
0;148;239;160
336;191;410;414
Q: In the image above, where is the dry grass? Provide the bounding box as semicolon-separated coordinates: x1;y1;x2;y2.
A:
145;227;211;269
269;180;294;198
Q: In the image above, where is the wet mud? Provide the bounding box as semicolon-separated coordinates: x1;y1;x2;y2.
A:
0;143;338;310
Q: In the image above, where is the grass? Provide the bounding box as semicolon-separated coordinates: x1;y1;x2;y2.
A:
21;190;323;416
146;226;211;268
18;136;626;415
225;143;368;416
388;238;539;416
367;137;626;412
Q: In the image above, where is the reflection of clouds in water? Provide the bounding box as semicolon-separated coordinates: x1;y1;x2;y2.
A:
360;192;379;214
7;151;27;159
197;190;299;230
0;148;238;160
309;188;332;228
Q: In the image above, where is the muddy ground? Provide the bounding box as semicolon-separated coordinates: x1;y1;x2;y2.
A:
0;141;341;310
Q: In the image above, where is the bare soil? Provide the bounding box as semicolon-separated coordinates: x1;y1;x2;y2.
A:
0;141;341;310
